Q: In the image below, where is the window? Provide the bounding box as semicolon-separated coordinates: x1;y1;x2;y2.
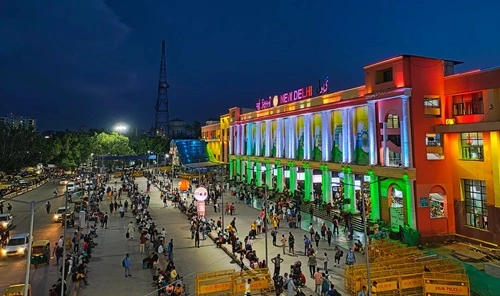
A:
386;114;400;128
387;150;401;167
464;179;488;229
424;97;441;116
460;132;483;160
430;193;446;218
375;68;393;84
452;92;484;116
426;133;441;147
426;133;444;160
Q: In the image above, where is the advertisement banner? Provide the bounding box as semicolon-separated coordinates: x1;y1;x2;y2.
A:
354;106;369;165
331;110;343;162
312;113;322;161
295;116;305;160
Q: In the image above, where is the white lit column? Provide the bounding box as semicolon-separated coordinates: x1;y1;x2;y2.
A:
255;122;261;156
401;96;412;167
342;108;354;163
276;118;283;158
304;114;312;160
367;102;378;165
265;120;272;157
229;125;234;155
289;117;296;159
321;111;332;162
240;124;246;156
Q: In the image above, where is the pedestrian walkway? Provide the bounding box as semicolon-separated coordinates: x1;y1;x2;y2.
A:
78;177;238;296
177;179;368;296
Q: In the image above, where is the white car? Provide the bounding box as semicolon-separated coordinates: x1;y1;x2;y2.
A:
0;214;13;229
66;182;76;192
54;206;73;222
1;233;30;257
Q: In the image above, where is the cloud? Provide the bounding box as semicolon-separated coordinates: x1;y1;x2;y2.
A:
0;0;135;103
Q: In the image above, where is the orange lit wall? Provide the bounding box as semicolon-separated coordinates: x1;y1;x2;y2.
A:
406;56;456;237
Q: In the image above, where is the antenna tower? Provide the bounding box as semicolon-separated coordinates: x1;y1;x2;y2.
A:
154;40;170;137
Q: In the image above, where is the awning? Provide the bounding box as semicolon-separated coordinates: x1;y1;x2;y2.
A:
182;162;223;169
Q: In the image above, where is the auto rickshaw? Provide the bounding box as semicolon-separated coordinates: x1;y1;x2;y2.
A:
3;284;31;296
30;240;50;268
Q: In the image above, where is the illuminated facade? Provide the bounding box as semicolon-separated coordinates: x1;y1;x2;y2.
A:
222;55;500;245
201;113;231;163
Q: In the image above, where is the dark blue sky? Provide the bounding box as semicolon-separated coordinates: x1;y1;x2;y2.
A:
1;0;500;131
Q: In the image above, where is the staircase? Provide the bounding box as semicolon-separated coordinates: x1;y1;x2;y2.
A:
386;134;401;153
297;202;372;232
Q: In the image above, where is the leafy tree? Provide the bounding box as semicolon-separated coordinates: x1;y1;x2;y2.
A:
129;134;170;155
94;132;134;156
191;121;201;138
0;123;44;173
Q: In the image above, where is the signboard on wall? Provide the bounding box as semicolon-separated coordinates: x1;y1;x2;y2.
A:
419;197;429;208
255;85;313;111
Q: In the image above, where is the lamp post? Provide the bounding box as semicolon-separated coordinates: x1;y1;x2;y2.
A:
0;196;62;296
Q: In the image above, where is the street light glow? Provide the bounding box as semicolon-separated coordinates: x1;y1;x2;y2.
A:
114;123;128;133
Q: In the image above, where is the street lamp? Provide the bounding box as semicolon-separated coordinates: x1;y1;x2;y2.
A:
0;195;62;296
113;123;128;133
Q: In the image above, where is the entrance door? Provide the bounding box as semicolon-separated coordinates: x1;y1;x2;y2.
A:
389;185;404;230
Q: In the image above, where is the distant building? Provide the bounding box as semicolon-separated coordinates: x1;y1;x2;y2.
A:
0;114;36;129
168;118;194;138
201;113;231;163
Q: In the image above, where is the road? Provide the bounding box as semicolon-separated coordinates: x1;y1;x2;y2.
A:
0;180;69;294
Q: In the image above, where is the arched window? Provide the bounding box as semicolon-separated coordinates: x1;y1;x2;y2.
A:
429;185;446;219
386;114;400;128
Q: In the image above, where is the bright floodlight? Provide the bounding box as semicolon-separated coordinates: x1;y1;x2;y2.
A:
114;123;128;133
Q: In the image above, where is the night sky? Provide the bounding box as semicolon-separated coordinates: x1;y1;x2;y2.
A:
1;0;500;131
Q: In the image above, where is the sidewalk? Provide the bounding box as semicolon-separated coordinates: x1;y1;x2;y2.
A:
178;179;367;296
78;177;239;296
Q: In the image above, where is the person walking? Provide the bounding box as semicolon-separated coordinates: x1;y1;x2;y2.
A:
102;212;109;229
167;239;174;261
53;242;63;265
122;253;132;277
283;273;296;296
194;230;200;248
244;278;251;296
127;221;135;240
308;253;317;278
139;233;146;254
288;232;295;254
314;231;321;248
323;252;329;273
326;228;332;247
271;228;278;246
314;268;322;294
271;254;284;278
280;234;287;255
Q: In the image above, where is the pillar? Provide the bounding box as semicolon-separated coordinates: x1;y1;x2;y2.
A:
240;124;246;156
246;160;253;184
344;167;355;212
401;96;412;167
403;173;416;228
265;161;272;189
229;159;234;179
276;160;284;193
255;122;261;156
235;158;241;181
368;171;380;222
367;101;378;165
265;120;272;157
276;118;283;158
229;125;234;155
288;117;296;159
304;114;312;160
491;132;500;207
288;161;297;193
246;123;253;156
341;109;349;163
321;111;332;162
346;108;355;163
321;164;332;203
303;163;313;202
255;161;262;187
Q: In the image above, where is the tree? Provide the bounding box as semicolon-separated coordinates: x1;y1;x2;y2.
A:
191;121;201;139
0;123;45;173
129;135;170;155
94;132;134;156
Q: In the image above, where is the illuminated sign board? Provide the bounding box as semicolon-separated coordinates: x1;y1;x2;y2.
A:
256;85;313;111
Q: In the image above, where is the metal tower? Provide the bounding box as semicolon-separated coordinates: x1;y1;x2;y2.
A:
154;40;170;137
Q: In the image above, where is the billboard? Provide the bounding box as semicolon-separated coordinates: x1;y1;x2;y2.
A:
295;116;305;159
331;110;343;162
354;106;369;164
312;113;322;161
